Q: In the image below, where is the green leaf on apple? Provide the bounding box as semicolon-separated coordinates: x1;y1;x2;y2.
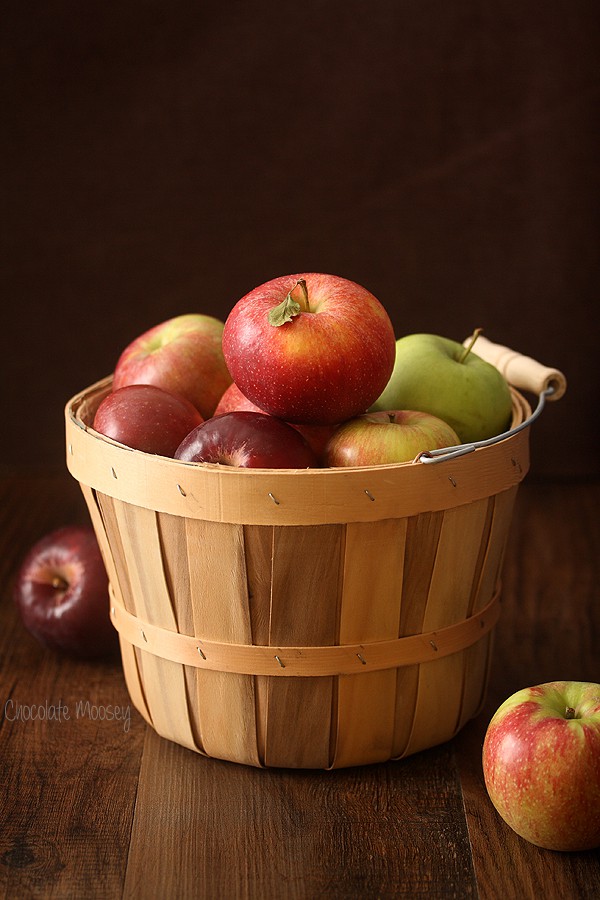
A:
267;279;310;327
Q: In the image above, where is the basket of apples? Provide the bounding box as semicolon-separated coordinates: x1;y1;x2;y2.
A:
65;273;566;768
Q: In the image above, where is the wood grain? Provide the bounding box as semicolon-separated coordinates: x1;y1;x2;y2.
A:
404;498;491;756
122;728;478;899
264;524;343;768
185;518;260;766
0;473;146;900
95;493;154;729
333;518;406;767
243;524;275;763
111;500;198;752
1;473;599;898
457;481;600;899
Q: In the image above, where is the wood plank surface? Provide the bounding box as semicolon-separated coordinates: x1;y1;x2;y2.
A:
0;473;146;899
1;472;599;899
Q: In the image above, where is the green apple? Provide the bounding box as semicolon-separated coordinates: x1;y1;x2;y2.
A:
370;331;513;444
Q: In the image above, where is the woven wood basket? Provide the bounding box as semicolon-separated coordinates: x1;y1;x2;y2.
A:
65;337;566;769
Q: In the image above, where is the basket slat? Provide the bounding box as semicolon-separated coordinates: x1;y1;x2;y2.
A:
392;510;445;757
156;512;206;753
112;501;198;753
243;525;275;764
456;486;519;729
451;494;495;732
92;491;155;728
333;518;407;767
185;519;260;766
264;525;343;768
80;484;154;728
403;499;491;756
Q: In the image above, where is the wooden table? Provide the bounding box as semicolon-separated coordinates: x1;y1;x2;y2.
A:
1;471;598;899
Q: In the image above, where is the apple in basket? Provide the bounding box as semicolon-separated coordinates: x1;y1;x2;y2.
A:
324;410;460;466
215;381;338;462
93;384;204;456
113;313;232;419
482;681;600;851
214;381;264;416
370;329;513;444
222;273;396;426
175;411;319;468
13;525;117;659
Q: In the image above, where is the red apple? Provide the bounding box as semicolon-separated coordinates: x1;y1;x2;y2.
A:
324;410;460;467
215;382;338;462
113;313;232;419
222;273;396;425
482;681;600;851
93;384;203;456
292;422;339;462
174;411;319;469
14;525;117;659
214;381;263;415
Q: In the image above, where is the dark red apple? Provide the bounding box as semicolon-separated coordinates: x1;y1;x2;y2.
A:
14;525;117;659
222;273;396;425
214;382;337;462
93;384;203;456
174;411;319;468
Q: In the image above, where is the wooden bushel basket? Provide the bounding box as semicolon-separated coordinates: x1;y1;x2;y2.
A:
65;337;566;769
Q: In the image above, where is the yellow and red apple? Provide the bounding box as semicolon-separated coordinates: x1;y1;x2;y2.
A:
482;681;600;851
113;313;232;419
324;410;460;467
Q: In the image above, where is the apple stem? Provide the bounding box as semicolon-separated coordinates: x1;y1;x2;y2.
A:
457;327;484;364
388;413;396;423
564;706;576;719
267;279;310;327
51;575;69;591
293;279;310;312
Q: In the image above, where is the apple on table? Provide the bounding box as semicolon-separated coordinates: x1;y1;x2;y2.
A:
482;681;600;852
222;273;396;426
14;526;117;659
175;410;319;469
113;313;232;419
371;329;513;444
324;410;460;467
93;384;203;456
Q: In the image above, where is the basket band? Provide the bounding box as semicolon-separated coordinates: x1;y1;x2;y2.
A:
109;587;501;677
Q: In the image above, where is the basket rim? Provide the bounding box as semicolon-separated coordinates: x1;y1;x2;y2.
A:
65;375;532;525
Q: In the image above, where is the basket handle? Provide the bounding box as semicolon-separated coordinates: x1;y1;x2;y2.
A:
463;334;567;401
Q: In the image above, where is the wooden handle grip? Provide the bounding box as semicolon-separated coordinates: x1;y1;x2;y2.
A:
463;334;567;400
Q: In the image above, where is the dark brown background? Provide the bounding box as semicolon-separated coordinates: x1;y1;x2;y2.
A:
2;2;599;477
